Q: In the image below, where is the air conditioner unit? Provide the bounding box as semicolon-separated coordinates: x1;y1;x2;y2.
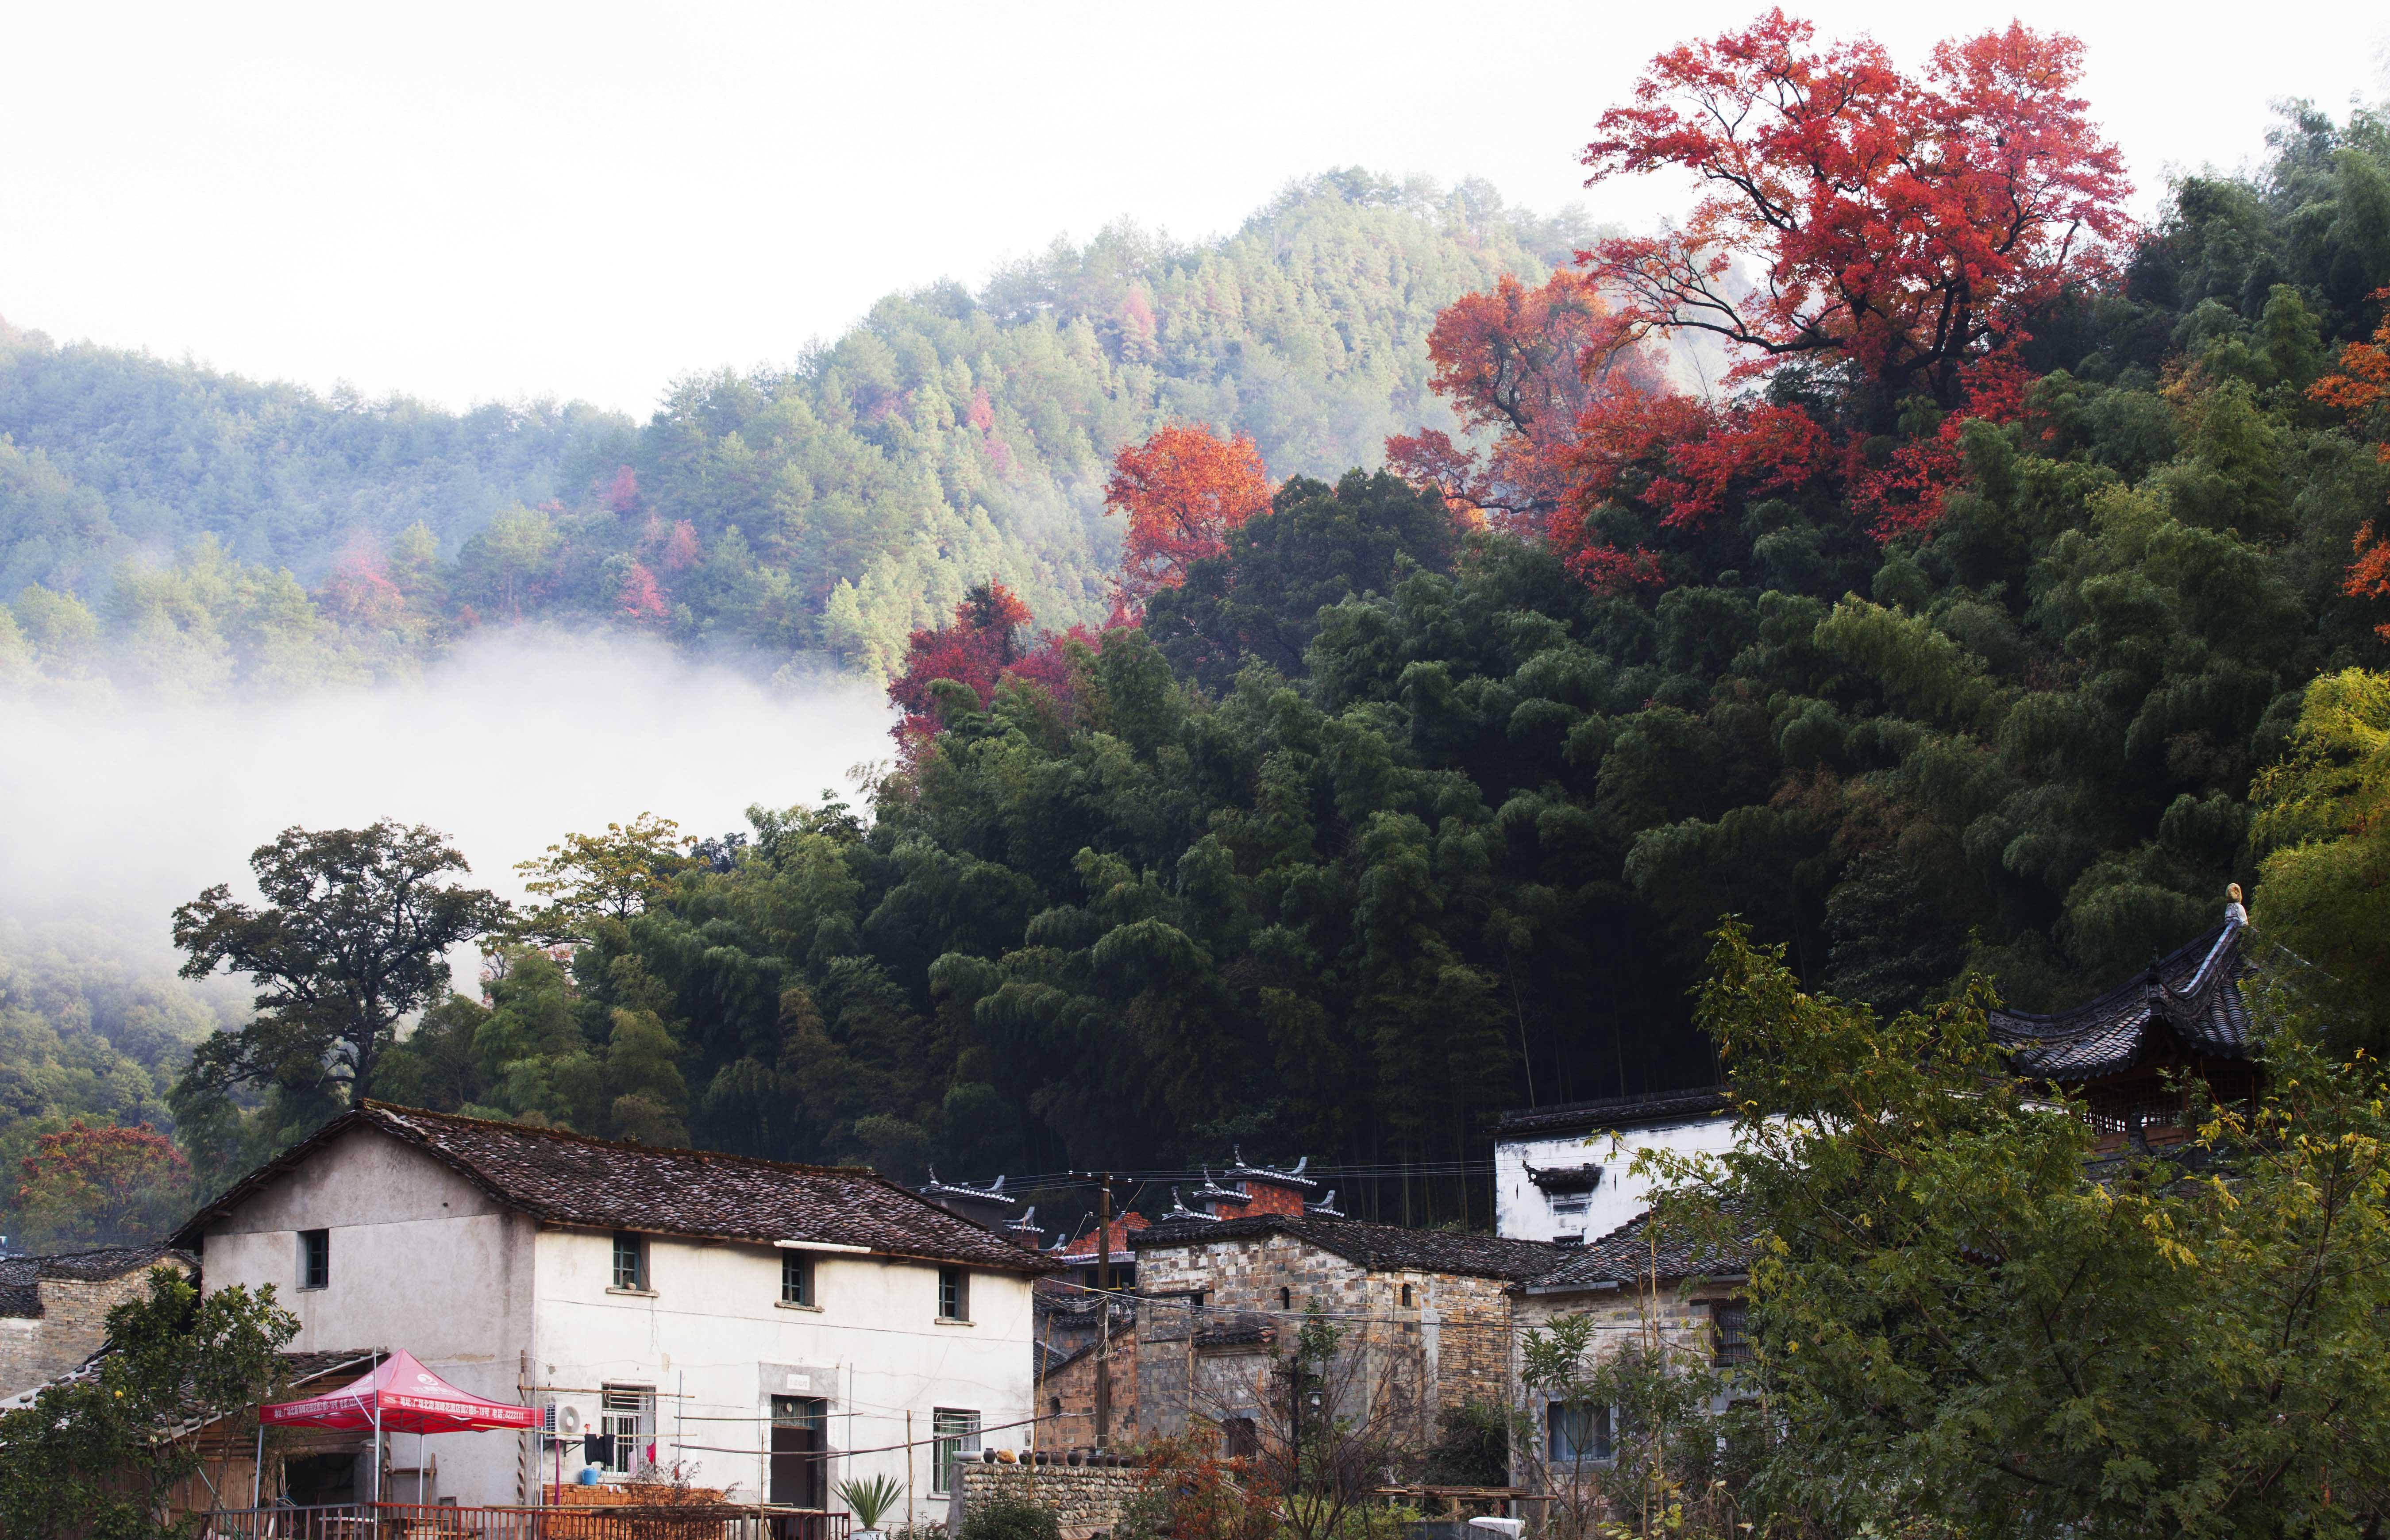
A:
543;1402;583;1440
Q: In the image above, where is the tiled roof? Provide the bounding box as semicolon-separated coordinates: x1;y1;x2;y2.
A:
1527;1212;1749;1290
173;1103;1052;1273
1224;1151;1318;1190
0;1244;193;1319
1133;1213;1566;1282
1989;919;2252;1082
1491;1089;1731;1141
1055;1213;1147;1263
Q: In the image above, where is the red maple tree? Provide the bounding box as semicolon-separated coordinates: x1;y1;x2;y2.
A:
887;582;1036;745
15;1120;192;1247
2313;294;2390;637
1580;10;2131;404
1388;271;1660;534
1104;425;1273;608
617;560;670;624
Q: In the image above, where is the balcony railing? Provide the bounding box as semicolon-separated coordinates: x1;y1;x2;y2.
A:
197;1504;851;1540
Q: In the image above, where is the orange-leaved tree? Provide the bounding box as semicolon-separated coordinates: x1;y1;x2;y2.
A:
15;1120;193;1248
2311;289;2390;638
1580;9;2132;407
1104;424;1272;608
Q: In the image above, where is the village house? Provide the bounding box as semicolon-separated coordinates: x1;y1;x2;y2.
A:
0;1243;193;1399
173;1102;1052;1521
1507;1213;1750;1481
1129;1153;1565;1454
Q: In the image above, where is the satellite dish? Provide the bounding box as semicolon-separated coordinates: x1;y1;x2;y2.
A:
555;1404;584;1437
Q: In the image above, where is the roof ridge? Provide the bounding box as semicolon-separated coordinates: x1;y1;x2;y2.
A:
357;1101;884;1180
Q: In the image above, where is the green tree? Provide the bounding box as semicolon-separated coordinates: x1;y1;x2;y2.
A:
171;821;509;1111
1666;922;2390;1538
0;1267;298;1539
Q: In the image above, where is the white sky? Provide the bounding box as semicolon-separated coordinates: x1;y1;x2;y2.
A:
3;0;2385;420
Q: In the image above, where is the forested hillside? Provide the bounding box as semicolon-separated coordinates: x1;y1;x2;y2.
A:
0;174;1582;696
159;92;2381;1232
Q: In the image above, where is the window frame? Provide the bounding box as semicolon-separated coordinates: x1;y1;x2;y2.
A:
1547;1399;1613;1465
298;1228;329;1291
1711;1299;1754;1367
937;1265;969;1321
930;1407;981;1493
781;1251;815;1307
612;1231;649;1292
598;1384;656;1475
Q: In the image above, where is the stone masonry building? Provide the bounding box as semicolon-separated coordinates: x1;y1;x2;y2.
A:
0;1244;193;1399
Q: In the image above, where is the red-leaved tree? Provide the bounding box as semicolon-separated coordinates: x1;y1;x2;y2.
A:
1388;271;1661;535
887;583;1035;744
15;1120;193;1248
2312;291;2390;637
1580;9;2131;404
1105;425;1273;608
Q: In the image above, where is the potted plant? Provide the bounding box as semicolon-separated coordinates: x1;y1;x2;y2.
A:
837;1473;903;1540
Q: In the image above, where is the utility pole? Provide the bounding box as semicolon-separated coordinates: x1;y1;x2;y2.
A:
1094;1171;1113;1451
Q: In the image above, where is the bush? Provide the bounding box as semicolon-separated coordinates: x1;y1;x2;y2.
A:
958;1490;1061;1540
1419;1398;1512;1486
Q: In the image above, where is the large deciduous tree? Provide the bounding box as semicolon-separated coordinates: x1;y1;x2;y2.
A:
1580;10;2132;406
1104;424;1273;607
172;820;509;1106
12;1120;193;1249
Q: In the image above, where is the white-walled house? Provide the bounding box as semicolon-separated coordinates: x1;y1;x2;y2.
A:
175;1102;1049;1518
1492;1091;1736;1242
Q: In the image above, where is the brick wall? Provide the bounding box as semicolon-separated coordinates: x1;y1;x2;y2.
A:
0;1260;192;1399
1038;1325;1140;1453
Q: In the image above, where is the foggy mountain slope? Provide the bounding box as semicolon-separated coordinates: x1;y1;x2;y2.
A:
0;630;894;1172
1;172;1585;694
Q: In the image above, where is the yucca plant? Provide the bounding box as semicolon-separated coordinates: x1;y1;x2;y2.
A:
837;1473;904;1532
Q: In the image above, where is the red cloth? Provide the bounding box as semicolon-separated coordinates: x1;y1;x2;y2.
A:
261;1350;538;1434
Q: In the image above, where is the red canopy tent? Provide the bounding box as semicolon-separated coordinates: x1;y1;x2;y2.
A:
259;1350;536;1507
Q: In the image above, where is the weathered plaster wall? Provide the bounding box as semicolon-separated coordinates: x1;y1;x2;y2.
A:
949;1462;1154;1540
196;1126;537;1506
1495;1117;1742;1242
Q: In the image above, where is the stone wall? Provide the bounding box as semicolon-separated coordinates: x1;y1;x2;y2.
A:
948;1463;1153;1539
1133;1232;1519;1451
0;1256;193;1400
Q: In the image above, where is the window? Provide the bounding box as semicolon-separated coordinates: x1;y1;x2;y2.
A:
781;1252;814;1307
612;1232;648;1291
1712;1301;1753;1367
937;1266;969;1321
931;1408;981;1493
595;1385;655;1474
298;1229;329;1290
1550;1191;1590;1217
1548;1401;1611;1465
1221;1416;1258;1459
770;1395;828;1506
1277;1286;1291;1310
1049;1395;1062;1418
1399;1283;1413;1308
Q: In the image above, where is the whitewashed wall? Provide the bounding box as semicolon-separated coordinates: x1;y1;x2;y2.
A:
534;1228;1035;1521
1494;1116;1741;1242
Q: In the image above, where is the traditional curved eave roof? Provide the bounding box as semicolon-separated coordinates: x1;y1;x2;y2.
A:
1491;1089;1732;1142
173;1102;1054;1274
919;1168;1018;1210
1224;1149;1318;1191
1989;918;2252;1082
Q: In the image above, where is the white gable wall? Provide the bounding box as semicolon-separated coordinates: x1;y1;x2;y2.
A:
1495;1115;1742;1241
195;1126;537;1504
